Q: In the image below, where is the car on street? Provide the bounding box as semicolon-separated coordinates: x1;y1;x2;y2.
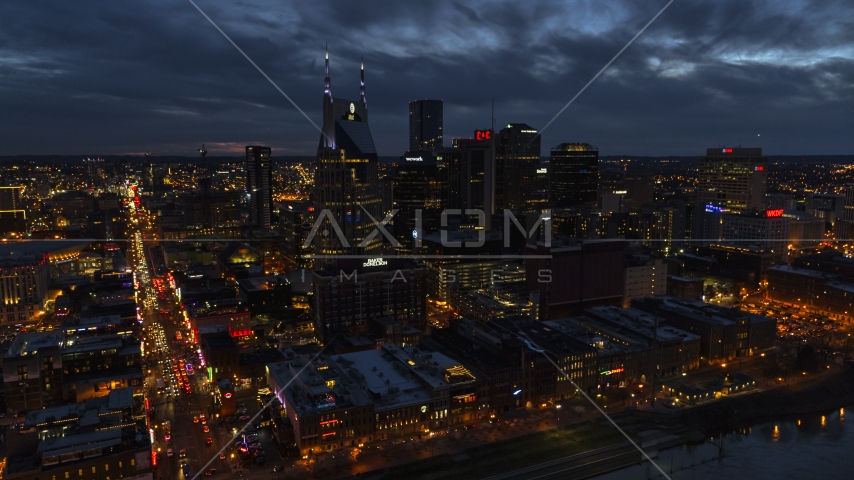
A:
167;448;174;457
219;453;227;460
204;468;216;476
205;437;213;445
238;415;251;421
203;425;210;433
193;416;199;423
273;466;284;472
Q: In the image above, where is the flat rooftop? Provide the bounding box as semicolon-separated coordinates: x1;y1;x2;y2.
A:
769;264;832;279
585;306;700;343
7;331;64;357
333;349;432;410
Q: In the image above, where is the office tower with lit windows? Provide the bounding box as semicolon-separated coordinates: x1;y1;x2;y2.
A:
392;151;445;250
495;124;542;213
0;186;26;235
313;259;426;343
409;99;443;152
549;143;599;208
440;132;492;226
313;48;383;262
0;251;50;324
246;145;272;229
698;147;768;212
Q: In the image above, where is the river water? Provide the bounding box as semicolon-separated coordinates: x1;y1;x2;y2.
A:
595;406;852;480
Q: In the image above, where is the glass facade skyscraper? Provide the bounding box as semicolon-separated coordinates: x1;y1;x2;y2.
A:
313;48;383;263
245;145;272;229
409;99;443;152
549;143;599;208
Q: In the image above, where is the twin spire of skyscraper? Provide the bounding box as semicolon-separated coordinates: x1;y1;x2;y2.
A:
323;43;366;111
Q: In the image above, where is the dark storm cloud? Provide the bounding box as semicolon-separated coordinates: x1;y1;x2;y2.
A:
0;0;851;156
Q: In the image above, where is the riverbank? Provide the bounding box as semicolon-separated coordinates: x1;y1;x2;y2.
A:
348;368;854;480
622;367;854;436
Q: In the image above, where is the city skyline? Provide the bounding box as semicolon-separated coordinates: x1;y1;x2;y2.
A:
0;0;852;157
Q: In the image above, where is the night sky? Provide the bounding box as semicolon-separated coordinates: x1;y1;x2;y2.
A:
1;0;852;157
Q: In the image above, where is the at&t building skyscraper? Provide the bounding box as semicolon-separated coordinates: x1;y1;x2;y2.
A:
313;46;383;264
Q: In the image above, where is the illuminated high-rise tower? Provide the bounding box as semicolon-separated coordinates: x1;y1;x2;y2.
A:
409;99;443;152
246;145;272;229
313;46;383;264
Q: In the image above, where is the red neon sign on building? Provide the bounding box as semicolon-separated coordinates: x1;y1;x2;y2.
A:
766;209;784;218
475;130;492;141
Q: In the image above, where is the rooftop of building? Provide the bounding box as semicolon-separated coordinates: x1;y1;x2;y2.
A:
240;347;286;366
62;314;121;331
0;239;91;257
584;306;700;343
667;275;704;282
7;331;64;357
424;328;511;373
62;333;125;354
495;317;597;356
202;332;237;351
267;358;373;417
186;301;248;318
543;317;647;356
333;349;432;410
237;275;289;292
25;387;136;428
768;264;832;278
637;296;775;326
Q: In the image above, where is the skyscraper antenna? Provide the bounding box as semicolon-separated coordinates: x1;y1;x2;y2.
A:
324;43;332;99
360;55;366;109
491;98;495;132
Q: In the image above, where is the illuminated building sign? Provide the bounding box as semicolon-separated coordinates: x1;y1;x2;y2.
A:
600;367;624;375
475;129;492;141
722;148;733;153
453;394;477;403
421;405;427;413
405;157;423;162
755;165;764;171
513;389;522;396
363;258;388;267
223;393;232;399
536;168;548;174
765;209;784;218
705;204;728;213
